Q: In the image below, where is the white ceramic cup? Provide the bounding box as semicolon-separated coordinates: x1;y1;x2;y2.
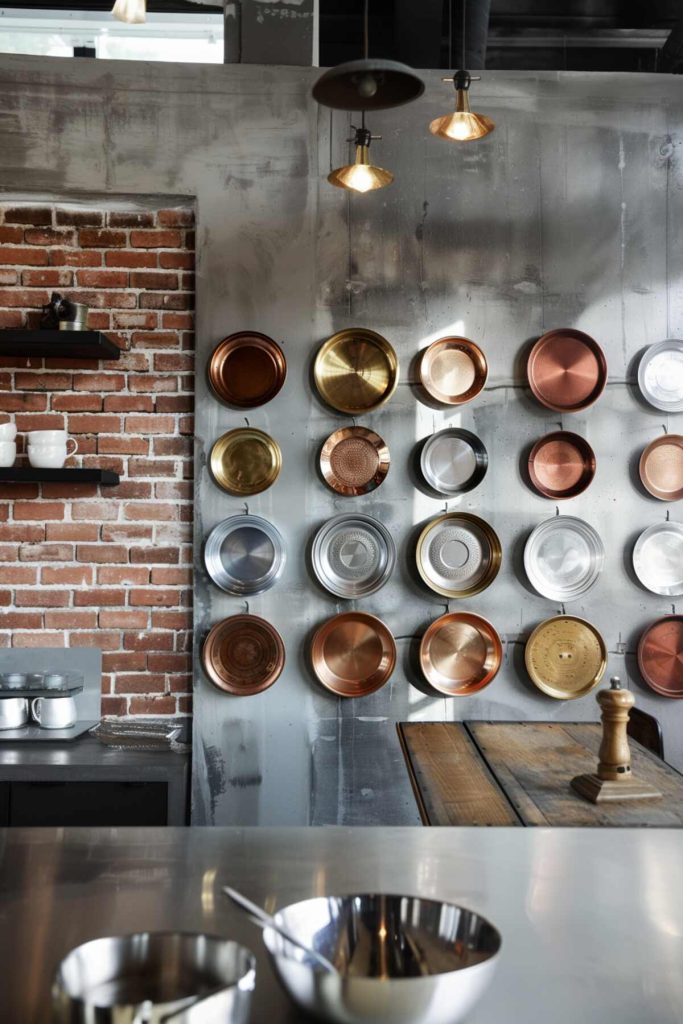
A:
28;439;78;469
0;421;17;442
28;429;68;445
0;697;29;731
0;441;17;467
31;696;77;730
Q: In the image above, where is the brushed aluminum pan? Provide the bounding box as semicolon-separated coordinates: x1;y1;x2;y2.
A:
311;514;396;599
638;340;683;413
420;428;488;496
637;615;683;698
416;513;502;598
524;516;604;602
633;521;683;596
204;514;285;596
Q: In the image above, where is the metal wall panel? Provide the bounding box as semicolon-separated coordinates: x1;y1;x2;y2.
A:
0;58;681;824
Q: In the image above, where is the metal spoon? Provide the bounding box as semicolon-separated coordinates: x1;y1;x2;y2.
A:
222;886;336;974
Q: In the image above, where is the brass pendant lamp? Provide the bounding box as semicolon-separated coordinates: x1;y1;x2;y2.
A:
430;0;495;143
328;116;394;194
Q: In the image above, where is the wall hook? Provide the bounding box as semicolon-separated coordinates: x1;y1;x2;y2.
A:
662;422;668;435
243;502;249;515
666;509;671;522
244;417;250;428
243;601;250;614
672;604;676;615
555;505;560;517
560;603;566;615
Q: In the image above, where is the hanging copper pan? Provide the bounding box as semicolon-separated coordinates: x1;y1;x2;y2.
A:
638;616;683;698
639;435;683;501
208;332;286;408
527;431;596;499
420;612;502;696
527;328;607;412
202;614;285;695
418;337;488;406
313;328;399;414
310;612;396;698
209;428;282;496
319;426;390;496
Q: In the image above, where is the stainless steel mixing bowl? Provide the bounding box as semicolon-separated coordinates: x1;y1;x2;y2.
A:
263;893;501;1024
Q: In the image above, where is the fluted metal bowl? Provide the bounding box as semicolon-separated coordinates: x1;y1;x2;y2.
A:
263;893;501;1024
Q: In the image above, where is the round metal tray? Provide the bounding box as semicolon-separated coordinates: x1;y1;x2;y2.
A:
418;336;488;406
202;615;285;696
204;514;285;595
637;616;683;698
527;328;607;412
313;328;399;414
415;513;502;598
525;615;607;700
523;516;604;602
527;431;596;499
638;340;683;413
208;331;286;408
419;612;502;696
209;428;282;496
633;521;683;596
639;435;683;501
419;428;488;496
311;514;396;599
319;426;390;496
310;612;396;697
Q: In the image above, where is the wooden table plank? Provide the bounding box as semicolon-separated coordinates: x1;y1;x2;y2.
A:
397;722;520;827
467;722;683;828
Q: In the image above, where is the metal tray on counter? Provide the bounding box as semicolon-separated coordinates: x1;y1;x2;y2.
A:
0;672;84;699
90;719;188;752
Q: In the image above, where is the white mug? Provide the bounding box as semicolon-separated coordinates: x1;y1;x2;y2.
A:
28;439;78;469
0;441;16;467
28;429;68;445
31;696;77;730
0;698;29;730
0;420;17;442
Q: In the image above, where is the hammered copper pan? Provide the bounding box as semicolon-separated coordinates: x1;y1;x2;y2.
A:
420;612;502;696
528;431;596;499
418;337;488;406
208;331;286;408
320;426;390;496
527;328;607;412
637;616;683;698
202;614;285;695
639;435;683;501
310;612;396;697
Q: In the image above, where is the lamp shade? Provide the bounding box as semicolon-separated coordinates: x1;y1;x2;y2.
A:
313;58;424;111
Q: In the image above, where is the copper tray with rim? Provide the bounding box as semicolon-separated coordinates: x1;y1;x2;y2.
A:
639;434;683;501
202;614;285;696
528;431;596;499
418;336;488;406
209;428;282;496
319;426;390;496
638;615;683;698
527;328;607;412
310;611;396;698
420;612;502;696
313;328;399;415
208;331;286;408
524;615;607;700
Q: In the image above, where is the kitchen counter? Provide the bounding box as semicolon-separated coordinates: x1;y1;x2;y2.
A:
1;825;681;1023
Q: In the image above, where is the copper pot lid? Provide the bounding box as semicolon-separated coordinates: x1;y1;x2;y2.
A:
420;612;502;696
418;337;488;406
525;615;607;700
638;616;683;698
310;612;396;698
209;428;282;496
313;328;399;415
208;332;286;408
415;512;502;598
528;431;596;499
527;328;607;412
202;614;285;695
320;426;390;496
639;435;683;501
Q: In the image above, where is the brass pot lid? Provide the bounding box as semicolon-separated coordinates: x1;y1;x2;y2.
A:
202;614;285;695
525;615;607;700
418;337;488;406
208;331;286;408
637;616;683;698
310;612;396;698
527;328;607;412
313;328;399;414
320;426;390;496
420;612;502;696
528;431;596;499
209;428;282;496
639;435;683;501
415;513;502;598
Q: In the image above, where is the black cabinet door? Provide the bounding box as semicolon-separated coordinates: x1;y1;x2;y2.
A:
9;781;168;826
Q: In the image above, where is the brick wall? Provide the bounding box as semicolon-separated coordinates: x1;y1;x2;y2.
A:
0;200;195;718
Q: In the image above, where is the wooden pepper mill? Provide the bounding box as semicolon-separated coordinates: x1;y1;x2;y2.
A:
571;676;662;803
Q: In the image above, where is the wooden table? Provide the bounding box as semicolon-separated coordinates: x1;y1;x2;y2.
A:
398;721;683;827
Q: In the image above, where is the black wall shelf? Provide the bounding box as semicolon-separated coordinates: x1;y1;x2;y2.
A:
0;469;119;486
0;330;121;361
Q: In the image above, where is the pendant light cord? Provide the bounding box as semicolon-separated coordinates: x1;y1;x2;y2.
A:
462;0;466;71
363;0;369;59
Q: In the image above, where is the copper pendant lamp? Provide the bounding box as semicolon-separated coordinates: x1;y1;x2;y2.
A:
313;0;424;112
328;118;394;194
430;1;495;143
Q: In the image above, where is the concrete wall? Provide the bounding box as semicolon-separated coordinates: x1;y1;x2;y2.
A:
0;56;682;825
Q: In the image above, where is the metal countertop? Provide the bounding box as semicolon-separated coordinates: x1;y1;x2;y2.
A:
0;825;681;1023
